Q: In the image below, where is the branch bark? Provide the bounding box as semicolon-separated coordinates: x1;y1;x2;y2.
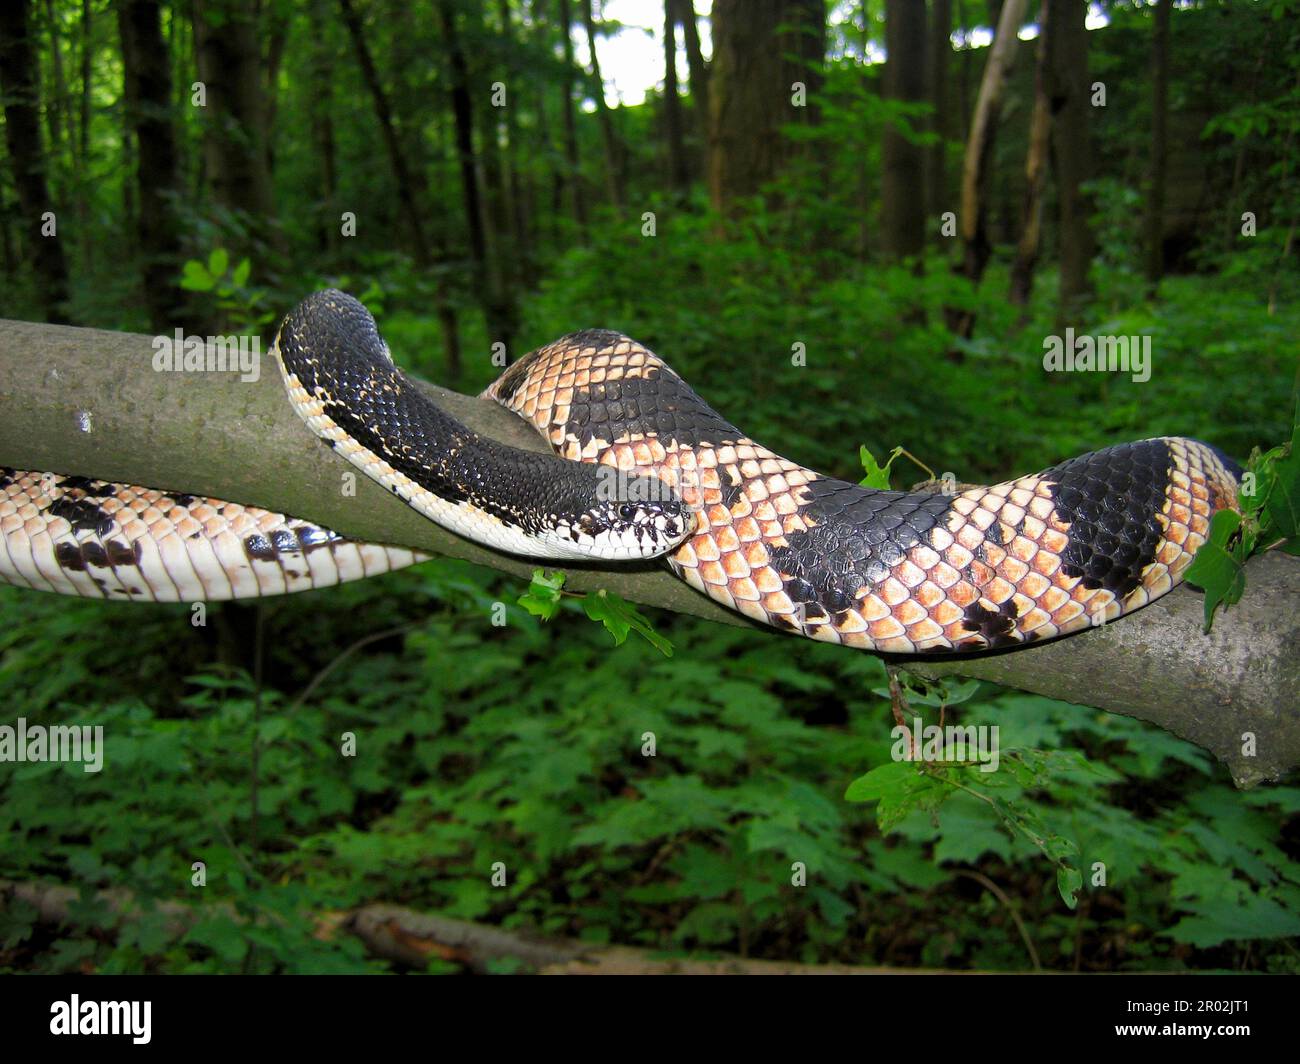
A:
0;879;979;973
0;318;1296;787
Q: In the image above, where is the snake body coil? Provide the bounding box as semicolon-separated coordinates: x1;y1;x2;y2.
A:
0;291;1242;654
272;292;691;562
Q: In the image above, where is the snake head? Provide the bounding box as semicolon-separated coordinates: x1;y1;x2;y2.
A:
550;476;697;561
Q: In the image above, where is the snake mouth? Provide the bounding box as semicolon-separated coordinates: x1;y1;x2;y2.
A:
619;492;698;559
620;508;697;560
655;503;698;553
541;495;695;562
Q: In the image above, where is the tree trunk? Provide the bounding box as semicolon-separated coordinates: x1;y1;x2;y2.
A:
173;3;198;197
1009;1;1050;307
42;0;69;180
1144;0;1170;290
470;11;515;334
78;0;91;169
338;0;461;378
0;0;70;322
947;0;1027;338
0;210;14;280
337;0;430;263
554;0;587;229
438;0;515;360
1045;0;1095;317
191;0;275;249
498;0;535;285
926;0;953;229
536;20;564;245
662;0;689;197
1222;53;1264;248
881;0;927;260
955;0;972;144
309;2;338;256
708;0;825;211
582;0;625;210
261;4;291;177
120;77;136;253
676;0;710;180
117;0;185;332
77;0;92;271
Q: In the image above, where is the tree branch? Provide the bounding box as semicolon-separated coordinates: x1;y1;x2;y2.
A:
0;318;1296;786
0;878;988;973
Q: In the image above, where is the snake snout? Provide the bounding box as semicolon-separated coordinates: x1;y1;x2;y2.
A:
579;476;696;561
648;497;697;550
668;497;699;541
627;498;695;553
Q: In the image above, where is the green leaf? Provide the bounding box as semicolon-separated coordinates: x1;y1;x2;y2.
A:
128;910;175;955
208;247;229;279
581;589;674;656
1170;894;1300;949
990;794;1082;908
844;760;920;802
858;445;900;489
1057;865;1084;909
931;797;1014;864
185;917;247;964
871;676;981;708
1184;509;1246;631
869;841;953;889
0;899;39;947
231;257;252;288
1260;403;1299;541
180;260;214;291
844;761;948;833
518;568;565;620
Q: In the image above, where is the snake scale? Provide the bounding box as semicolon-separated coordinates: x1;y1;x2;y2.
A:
0;290;1242;655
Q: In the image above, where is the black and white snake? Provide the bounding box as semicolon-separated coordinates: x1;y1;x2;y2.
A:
0;290;1242;654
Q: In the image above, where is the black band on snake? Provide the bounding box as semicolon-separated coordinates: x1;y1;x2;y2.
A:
0;290;1242;655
